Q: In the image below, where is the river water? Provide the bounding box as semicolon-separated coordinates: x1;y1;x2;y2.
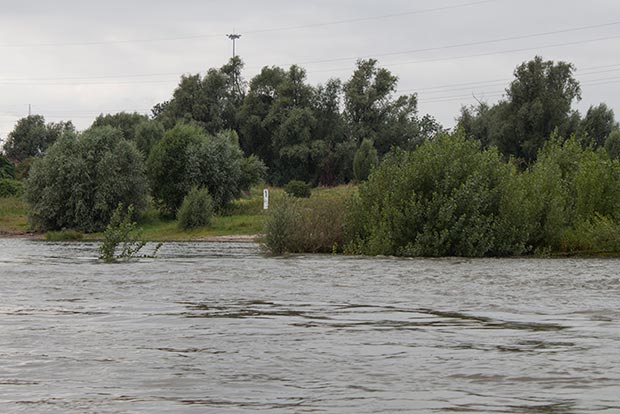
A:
1;239;619;413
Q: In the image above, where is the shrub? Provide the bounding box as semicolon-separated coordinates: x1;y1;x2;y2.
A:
262;197;300;255
99;204;161;262
177;187;214;230
26;126;148;232
560;214;620;253
262;193;347;255
524;136;620;250
344;131;531;257
284;180;311;198
0;179;23;198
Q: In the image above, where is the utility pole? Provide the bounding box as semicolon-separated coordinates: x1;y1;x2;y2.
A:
226;32;242;98
226;33;241;58
28;104;31;116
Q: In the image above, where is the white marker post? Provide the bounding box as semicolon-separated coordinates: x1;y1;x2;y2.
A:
263;188;269;210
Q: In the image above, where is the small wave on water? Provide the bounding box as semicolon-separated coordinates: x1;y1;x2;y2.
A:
1;239;620;413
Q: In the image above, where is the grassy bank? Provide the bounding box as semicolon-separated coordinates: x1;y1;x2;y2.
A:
0;185;355;241
0;196;29;234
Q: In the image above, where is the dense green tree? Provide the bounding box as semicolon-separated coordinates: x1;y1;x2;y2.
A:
344;59;437;155
91;112;149;141
3;115;74;163
147;124;250;215
353;138;378;182
154;57;244;133
26;126;148;232
577;103;618;148
458;56;581;165
134;119;164;158
0;154;15;179
605;129;620;160
238;66;287;166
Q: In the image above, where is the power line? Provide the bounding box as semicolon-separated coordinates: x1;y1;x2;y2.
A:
290;20;620;66
305;34;620;74
0;0;499;49
0;15;618;86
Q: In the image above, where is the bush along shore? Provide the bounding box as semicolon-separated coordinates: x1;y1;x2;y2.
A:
262;132;620;257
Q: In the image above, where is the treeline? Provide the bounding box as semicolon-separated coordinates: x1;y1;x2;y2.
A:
266;131;620;256
1;55;620;253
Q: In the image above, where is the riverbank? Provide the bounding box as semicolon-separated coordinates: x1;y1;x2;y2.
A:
0;186;353;242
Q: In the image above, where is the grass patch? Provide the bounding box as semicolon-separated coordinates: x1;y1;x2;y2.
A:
46;229;84;241
0;196;29;233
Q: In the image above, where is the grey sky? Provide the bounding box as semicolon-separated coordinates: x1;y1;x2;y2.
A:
1;0;619;144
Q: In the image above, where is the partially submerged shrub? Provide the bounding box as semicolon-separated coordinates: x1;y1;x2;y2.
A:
99;204;161;262
177;187;214;230
262;197;301;255
284;180;311;198
262;194;346;255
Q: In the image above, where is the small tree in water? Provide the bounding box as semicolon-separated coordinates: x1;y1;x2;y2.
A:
98;204;162;262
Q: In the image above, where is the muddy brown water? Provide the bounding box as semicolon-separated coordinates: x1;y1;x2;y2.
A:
1;239;619;413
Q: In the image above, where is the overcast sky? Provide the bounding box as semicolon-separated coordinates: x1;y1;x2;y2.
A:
1;0;619;145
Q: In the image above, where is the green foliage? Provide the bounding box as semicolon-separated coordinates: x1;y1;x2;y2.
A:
147;124;246;215
154;57;243;133
517;136;620;250
605;130;620;160
262;194;346;255
99;204;162;262
45;229;84;241
578;103;618;148
134;119;164;158
285;180;311;198
0;179;23;198
26;126;148;232
353;139;378;181
345;132;531;257
91;112;149;141
0;154;15;179
177;187;214;230
3;115;74;163
14;156;35;180
560;214;620;253
458;56;581;165
262;197;301;255
344;59;437;155
239;155;267;192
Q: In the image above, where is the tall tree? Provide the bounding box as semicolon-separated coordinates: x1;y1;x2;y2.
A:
154;57;245;134
3;115;74;163
343;59;436;155
237;66;287;166
578;103;618;148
